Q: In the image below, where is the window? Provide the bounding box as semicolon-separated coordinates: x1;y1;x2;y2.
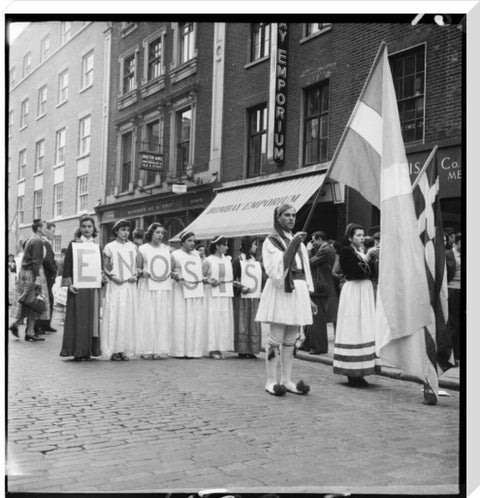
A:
40;35;50;61
61;21;71;44
23;52;32;77
390;46;425;143
8;110;13;137
176;108;192;176
53;183;63;217
122;53;136;93
77;175;88;212
55;128;66;165
180;22;195;64
34;190;43;219
120;132;133;192
79;115;91;155
17;196;24;224
305;23;331;36
81;51;94;89
304;81;329;165
37;85;47;116
53;236;62;254
247;105;267;178
147;37;162;80
20;99;29;128
18;149;27;179
251;23;270;61
9;67;15;87
144;120;160;184
35;139;45;173
58;69;69;104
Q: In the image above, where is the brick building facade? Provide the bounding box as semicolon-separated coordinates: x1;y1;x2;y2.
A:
7;21;109;255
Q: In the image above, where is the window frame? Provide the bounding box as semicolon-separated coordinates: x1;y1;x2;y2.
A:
17;196;25;224
120;131;134;192
61;21;72;44
122;52;137;94
18;149;27;180
20;98;29;129
55;128;66;165
37;85;47;117
78;115;91;156
52;235;62;254
57;69;69;105
35;139;45;174
8;110;13;137
53;183;64;217
81;50;94;90
142;118;162;185
175;107;193;177
33;189;43;219
40;34;50;61
250;23;271;62
23;52;32;78
247;104;268;178
77;175;89;212
179;22;196;65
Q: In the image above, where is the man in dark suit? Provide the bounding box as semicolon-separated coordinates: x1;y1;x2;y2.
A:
35;222;58;334
445;233;461;365
303;231;336;354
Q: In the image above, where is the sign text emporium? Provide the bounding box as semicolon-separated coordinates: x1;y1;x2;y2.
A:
273;23;288;164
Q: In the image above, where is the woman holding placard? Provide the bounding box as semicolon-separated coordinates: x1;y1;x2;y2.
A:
137;223;172;359
60;215;103;361
101;219;138;361
232;236;262;359
203;236;234;359
170;232;205;358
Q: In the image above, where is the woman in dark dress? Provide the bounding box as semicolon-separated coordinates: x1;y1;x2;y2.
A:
60;216;103;361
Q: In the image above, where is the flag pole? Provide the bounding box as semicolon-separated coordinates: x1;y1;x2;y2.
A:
302;41;387;232
411;145;439;191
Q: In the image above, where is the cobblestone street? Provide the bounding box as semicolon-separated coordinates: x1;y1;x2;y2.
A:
7;311;459;494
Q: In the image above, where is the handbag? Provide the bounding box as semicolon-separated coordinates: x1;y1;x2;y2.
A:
19;286;47;314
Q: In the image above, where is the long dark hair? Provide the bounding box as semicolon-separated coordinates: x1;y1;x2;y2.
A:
342;223;363;247
79;215;98;238
240;236;258;260
145;223;163;243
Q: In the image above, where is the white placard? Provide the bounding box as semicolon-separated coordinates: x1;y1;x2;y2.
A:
210;259;234;298
240;260;262;299
72;243;102;289
181;258;204;299
147;246;172;291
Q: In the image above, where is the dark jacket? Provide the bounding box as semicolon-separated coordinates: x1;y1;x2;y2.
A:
42;239;58;287
339;246;372;281
20;235;44;277
445;249;457;283
309;242;335;297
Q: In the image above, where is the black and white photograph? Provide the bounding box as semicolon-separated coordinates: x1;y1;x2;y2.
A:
4;2;474;497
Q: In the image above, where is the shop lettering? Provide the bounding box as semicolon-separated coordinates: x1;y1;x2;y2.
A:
205;194;301;215
274;23;288;164
441;156;461;170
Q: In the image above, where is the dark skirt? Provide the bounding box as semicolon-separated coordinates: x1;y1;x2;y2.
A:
233;296;261;354
303;294;329;353
13;267;51;321
60;287;101;358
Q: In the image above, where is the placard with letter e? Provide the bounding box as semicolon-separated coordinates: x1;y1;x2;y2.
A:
147;246;172;291
240;260;262;299
72;242;102;288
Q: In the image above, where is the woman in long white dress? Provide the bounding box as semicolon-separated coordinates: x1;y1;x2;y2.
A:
101;219;138;361
256;204;317;396
137;223;172;359
203;236;234;359
170;232;205;358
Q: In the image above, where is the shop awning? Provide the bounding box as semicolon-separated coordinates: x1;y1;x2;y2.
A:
170;173;327;241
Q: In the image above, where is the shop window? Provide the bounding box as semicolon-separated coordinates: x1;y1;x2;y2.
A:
35;139;45;173
34;190;43;219
81;50;94;89
40;34;50;61
304;81;329;166
53;183;63;217
55;128;66;165
79;115;91;155
251;23;270;62
37;85;47;117
176;108;192;176
247;104;267;178
17;196;24;224
120;131;133;192
23;52;32;78
390;45;425;143
20;98;29;128
77;175;88;212
58;69;69;104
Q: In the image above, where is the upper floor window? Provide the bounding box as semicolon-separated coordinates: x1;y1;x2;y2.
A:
35;139;45;173
9;67;15;87
23;52;32;78
120;131;133;192
17;196;25;224
304;81;329;166
247;104;267;178
143;120;161;184
40;35;50;61
58;69;69;104
180;22;195;64
18;149;27;179
8;110;13;137
81;50;94;89
37;85;47;117
390;45;425;143
79;115;91;155
55;128;66;165
176;108;192;176
61;21;71;44
20;99;29;128
34;190;43;219
53;183;64;217
305;23;331;37
77;175;88;212
147;37;163;80
251;23;270;62
122;53;136;94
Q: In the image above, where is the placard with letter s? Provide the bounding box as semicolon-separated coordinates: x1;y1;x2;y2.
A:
72;242;102;289
240;260;262;299
181;257;204;299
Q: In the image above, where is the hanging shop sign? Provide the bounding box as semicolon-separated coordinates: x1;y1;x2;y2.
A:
139;152;164;171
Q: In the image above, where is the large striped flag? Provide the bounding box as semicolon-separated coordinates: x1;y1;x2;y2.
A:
326;42;433;397
412;150;454;399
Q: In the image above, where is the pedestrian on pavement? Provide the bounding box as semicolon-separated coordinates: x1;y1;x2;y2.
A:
133;228;145;248
256;204;316;396
232;236;262;359
170;232;206;358
137;223;172;360
35;222;58;335
9;219;50;342
303;231;335;355
60;216;103;361
203;236;235;359
8;253;17;306
446;233;461;366
52;248;68;315
333;223;380;387
327;239;341;334
101;219;139;361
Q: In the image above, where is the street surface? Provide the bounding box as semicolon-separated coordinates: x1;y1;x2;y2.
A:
7;310;459;494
